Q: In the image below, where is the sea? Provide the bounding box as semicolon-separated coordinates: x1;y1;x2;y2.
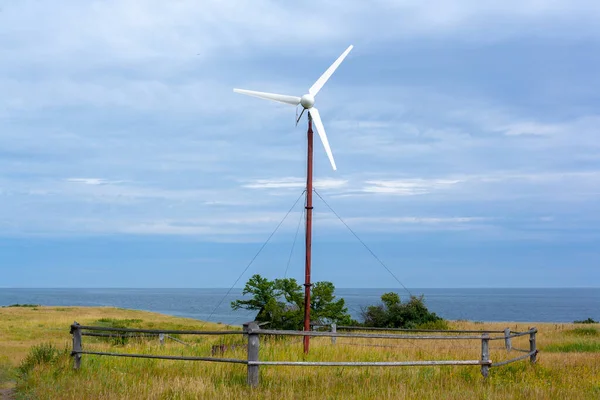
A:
1;288;598;325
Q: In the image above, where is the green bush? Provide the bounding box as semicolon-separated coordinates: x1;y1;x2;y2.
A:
574;317;598;324
18;343;62;376
360;293;445;329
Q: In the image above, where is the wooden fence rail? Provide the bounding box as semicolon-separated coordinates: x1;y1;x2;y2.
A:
74;325;242;335
255;328;507;340
70;322;538;387
335;325;507;334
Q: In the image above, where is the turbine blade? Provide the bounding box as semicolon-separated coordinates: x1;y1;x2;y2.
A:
309;108;337;171
233;89;301;106
308;45;353;96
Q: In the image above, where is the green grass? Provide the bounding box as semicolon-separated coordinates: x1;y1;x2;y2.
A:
95;318;144;326
565;327;599;337
543;342;600;353
414;319;450;330
0;356;13;389
93;318;146;345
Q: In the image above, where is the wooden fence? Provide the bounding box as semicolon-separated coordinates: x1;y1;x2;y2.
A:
70;322;538;387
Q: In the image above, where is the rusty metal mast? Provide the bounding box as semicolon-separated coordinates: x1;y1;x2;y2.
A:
303;116;314;353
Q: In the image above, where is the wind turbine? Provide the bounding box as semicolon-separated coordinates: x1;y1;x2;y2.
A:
234;45;353;353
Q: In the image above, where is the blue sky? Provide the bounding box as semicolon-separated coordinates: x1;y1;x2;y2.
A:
1;1;599;288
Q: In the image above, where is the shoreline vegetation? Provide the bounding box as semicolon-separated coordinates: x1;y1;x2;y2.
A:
229;275;447;331
1;306;599;399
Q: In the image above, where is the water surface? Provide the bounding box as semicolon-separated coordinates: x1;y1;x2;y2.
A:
1;288;597;325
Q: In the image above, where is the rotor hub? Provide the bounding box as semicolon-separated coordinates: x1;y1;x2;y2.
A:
300;94;315;109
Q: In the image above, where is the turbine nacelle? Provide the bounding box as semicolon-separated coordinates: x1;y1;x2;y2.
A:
300;94;315;109
233;44;353;171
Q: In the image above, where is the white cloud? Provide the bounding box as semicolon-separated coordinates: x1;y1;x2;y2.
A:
329;120;391;131
0;78;243;115
1;0;599;79
345;216;490;224
310;213;496;234
500;121;562;136
361;179;461;195
470;170;600;184
66;178;122;186
1;1;599;244
0;1;348;66
244;177;348;190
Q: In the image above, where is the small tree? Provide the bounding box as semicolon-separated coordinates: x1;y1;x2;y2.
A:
231;274;354;330
361;292;446;329
311;281;355;326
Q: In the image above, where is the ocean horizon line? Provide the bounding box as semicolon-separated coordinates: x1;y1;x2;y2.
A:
2;286;599;290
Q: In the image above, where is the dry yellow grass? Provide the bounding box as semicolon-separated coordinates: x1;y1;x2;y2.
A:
1;306;599;399
0;306;228;363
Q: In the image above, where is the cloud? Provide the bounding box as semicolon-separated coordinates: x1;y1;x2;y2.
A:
243;178;348;190
0;1;347;68
339;216;494;232
499;121;563;136
335;215;492;227
66;178;123;186
305;213;498;235
3;1;599;63
0;0;599;247
361;179;461;195
329;120;391;131
472;170;600;183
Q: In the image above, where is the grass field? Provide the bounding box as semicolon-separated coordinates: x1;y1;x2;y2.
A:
1;306;599;399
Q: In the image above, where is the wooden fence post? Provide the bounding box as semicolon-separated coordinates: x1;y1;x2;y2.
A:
70;321;82;370
480;333;490;378
246;322;260;387
529;327;537;364
331;323;337;345
242;321;251;340
504;328;511;352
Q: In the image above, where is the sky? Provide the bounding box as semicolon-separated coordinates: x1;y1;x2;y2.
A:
1;0;599;288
